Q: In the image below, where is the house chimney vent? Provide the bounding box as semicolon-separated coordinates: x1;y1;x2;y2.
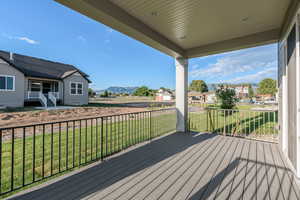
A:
9;52;14;61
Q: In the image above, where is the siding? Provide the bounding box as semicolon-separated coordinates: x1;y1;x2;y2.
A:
0;59;25;107
58;81;64;101
63;72;89;105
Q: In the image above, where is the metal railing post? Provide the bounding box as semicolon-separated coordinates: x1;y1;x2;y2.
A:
101;117;104;161
150;111;152;140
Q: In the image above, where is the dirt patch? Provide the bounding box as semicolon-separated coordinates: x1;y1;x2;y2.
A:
0;106;146;128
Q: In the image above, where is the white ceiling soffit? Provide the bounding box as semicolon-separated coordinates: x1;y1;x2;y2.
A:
56;0;295;58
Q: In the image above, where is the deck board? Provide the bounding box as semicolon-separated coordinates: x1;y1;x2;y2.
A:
243;140;256;200
9;133;300;200
275;145;300;200
229;139;251;199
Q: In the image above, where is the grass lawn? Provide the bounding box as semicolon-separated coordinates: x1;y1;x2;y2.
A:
189;109;278;137
0;111;176;197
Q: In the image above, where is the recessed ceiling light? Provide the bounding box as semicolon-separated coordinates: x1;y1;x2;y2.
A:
151;11;158;16
242;17;249;22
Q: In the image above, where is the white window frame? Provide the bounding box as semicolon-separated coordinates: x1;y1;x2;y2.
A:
70;82;83;95
0;75;15;91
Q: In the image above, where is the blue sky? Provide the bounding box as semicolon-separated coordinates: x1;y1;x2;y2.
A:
0;0;277;90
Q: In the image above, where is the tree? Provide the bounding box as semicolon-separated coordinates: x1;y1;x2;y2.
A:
133;86;151;96
159;87;171;92
248;85;254;99
189;80;208;93
88;88;95;97
100;90;109;97
216;85;239;109
258;78;277;96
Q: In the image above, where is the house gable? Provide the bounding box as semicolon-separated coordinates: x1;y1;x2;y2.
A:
0;58;25;107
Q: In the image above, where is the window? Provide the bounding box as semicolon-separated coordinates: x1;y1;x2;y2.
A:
30;81;41;92
77;83;83;95
287;25;296;64
0;75;15;91
70;82;83;95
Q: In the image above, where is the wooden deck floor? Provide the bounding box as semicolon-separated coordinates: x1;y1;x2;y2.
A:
10;133;300;200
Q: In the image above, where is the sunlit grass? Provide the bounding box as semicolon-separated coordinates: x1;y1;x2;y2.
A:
189;109;278;136
0;112;176;197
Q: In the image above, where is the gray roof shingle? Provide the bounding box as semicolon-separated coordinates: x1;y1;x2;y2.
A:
0;50;91;83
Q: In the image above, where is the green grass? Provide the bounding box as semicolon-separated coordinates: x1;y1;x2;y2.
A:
0;111;176;197
189;103;270;111
189;109;278;137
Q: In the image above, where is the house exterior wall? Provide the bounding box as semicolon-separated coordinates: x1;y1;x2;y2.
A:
63;72;89;105
24;78;29;98
0;59;25;107
58;81;63;101
278;5;300;177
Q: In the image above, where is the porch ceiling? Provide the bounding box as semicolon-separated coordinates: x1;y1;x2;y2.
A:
55;0;296;58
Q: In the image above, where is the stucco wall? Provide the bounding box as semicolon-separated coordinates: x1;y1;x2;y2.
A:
0;59;25;107
63;72;89;105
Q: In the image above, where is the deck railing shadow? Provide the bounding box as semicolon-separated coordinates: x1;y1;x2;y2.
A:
189;155;297;200
10;132;217;200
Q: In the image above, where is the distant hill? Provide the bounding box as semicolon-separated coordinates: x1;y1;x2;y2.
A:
207;83;258;91
95;86;138;94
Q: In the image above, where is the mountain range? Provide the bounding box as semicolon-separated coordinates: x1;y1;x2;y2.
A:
95;86;138;94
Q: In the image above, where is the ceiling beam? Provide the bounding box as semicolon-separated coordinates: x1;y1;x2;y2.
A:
280;0;300;39
55;0;185;58
186;29;280;58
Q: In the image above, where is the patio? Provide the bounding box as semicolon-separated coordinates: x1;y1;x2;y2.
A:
10;132;300;200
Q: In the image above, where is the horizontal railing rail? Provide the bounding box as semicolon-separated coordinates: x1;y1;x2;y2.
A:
188;108;278;141
48;92;59;99
0;108;176;196
27;91;41;99
48;92;57;107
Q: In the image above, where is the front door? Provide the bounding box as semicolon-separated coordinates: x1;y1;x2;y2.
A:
42;82;51;94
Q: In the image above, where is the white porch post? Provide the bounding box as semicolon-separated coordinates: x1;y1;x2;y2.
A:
296;15;300;178
175;57;188;132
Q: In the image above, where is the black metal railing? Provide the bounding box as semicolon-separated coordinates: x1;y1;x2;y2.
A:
189;108;278;141
0;108;176;196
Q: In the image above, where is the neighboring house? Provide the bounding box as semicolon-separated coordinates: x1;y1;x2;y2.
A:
233;85;249;98
255;94;275;102
0;51;91;108
206;92;217;103
217;85;249;99
188;91;216;103
188;92;203;102
156;89;174;101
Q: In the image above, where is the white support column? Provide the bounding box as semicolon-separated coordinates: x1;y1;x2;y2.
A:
279;41;288;156
295;15;300;178
175;57;188;132
282;57;288;155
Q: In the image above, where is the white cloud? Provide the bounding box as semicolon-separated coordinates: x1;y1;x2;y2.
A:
225;67;277;83
189;45;277;83
103;27;116;45
77;35;87;43
2;33;39;45
17;37;39;44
